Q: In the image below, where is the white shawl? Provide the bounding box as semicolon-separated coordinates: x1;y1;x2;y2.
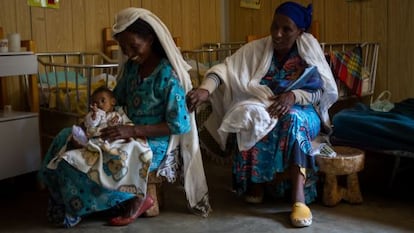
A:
205;33;338;151
112;8;210;216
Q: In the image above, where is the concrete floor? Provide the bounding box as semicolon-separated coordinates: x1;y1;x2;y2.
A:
1;155;414;233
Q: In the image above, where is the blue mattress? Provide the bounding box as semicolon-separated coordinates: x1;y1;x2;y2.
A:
331;98;414;152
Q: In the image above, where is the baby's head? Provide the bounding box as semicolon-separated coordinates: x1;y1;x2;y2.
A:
91;86;116;113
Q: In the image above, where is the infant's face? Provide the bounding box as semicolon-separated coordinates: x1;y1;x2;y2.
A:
92;92;115;113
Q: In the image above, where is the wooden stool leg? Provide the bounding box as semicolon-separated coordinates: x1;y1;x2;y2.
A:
344;173;363;204
145;183;160;217
156;183;164;208
323;174;344;206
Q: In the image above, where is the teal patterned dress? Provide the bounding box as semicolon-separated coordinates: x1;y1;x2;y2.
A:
38;58;190;228
113;58;191;171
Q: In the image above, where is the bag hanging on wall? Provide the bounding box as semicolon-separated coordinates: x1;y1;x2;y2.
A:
370;90;394;112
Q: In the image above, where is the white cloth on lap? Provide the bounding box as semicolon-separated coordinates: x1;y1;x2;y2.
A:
204;33;338;151
218;99;277;151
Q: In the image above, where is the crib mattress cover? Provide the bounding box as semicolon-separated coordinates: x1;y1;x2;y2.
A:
331;98;414;152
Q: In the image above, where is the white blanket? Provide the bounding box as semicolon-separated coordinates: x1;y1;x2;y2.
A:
218;99;277;151
48;138;153;196
205;33;338;151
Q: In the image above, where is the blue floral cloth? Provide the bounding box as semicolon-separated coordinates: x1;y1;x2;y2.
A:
232;46;322;204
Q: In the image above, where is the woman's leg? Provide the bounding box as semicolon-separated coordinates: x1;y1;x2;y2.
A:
279;106;317;228
290;164;312;227
233;105;319;204
290;165;305;203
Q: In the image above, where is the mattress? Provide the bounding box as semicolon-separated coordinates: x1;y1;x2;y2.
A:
331;99;414;152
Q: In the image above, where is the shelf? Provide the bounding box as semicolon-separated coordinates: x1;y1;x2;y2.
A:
0;51;34;56
0;52;37;76
0;110;38;122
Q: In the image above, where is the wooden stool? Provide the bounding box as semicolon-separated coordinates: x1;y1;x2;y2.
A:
144;171;164;217
316;146;365;206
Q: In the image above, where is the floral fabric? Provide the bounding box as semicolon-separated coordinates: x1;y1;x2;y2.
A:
232;47;321;203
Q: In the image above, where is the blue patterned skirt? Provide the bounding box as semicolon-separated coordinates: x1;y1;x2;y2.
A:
232;104;320;203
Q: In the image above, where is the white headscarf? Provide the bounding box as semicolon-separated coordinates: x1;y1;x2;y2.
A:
112;7;210;217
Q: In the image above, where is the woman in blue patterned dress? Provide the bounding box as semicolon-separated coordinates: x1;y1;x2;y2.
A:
186;1;338;228
39;8;210;228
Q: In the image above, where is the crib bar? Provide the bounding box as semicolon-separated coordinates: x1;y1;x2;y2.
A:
86;67;92;110
37;51;118;118
37;51;119;149
181;46;243;87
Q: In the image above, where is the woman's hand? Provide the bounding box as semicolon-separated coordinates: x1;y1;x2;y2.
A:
100;123;170;142
267;91;295;118
109;115;121;125
186;88;210;112
100;125;136;142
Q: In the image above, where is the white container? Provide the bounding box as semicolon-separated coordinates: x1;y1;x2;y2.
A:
0;38;8;53
7;33;20;52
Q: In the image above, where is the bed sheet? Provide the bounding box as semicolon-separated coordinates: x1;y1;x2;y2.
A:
331;98;414;152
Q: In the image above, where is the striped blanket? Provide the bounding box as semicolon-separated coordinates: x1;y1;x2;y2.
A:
328;46;363;96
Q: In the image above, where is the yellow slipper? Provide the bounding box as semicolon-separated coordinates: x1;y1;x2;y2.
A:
290;202;312;227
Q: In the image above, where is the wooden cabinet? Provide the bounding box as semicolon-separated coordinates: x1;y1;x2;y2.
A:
0;51;40;180
0;111;41;180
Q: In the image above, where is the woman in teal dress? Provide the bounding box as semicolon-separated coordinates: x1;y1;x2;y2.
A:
186;1;338;228
39;7;210;228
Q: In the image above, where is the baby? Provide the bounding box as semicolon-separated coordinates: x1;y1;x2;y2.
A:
72;86;128;146
84;86;123;137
